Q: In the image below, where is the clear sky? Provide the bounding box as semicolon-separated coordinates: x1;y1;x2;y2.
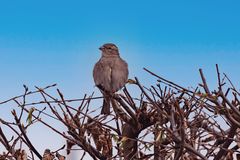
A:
0;0;240;157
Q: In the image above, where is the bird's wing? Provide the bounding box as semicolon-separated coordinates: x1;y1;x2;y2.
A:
111;58;129;92
93;60;112;91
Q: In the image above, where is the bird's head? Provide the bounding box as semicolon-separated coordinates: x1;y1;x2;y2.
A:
99;43;119;57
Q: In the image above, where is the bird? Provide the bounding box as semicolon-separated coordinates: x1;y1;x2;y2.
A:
93;43;128;115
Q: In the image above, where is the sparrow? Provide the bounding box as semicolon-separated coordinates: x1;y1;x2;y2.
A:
93;43;128;114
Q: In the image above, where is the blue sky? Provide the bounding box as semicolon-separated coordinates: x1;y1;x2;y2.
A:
0;0;240;156
0;0;240;98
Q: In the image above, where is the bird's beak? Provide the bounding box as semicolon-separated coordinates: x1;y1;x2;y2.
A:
99;46;104;50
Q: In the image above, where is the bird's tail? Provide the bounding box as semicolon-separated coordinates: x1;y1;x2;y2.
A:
101;96;111;115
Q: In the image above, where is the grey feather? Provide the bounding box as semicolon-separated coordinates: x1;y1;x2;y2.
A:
93;43;128;115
